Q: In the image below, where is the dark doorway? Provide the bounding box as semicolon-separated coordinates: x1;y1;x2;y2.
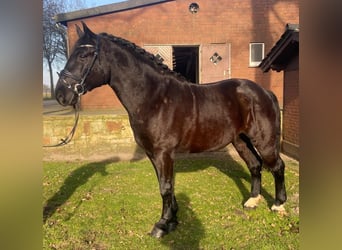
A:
173;46;199;83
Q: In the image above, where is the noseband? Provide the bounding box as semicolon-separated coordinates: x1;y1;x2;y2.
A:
58;38;99;96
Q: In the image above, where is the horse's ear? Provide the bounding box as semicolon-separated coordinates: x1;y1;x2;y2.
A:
81;21;96;38
76;24;84;38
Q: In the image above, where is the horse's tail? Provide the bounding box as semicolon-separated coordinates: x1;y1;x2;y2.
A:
268;90;280;108
268;90;281;125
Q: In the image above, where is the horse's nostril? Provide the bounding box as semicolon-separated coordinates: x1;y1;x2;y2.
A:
56;92;65;106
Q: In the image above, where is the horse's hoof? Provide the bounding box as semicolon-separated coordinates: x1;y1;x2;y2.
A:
244;194;263;209
150;221;178;238
244;205;257;210
271;204;287;215
150;225;167;238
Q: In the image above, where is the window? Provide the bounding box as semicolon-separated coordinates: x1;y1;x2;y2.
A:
249;43;264;67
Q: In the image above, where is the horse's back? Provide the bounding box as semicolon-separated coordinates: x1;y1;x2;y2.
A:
132;77;280;154
180;78;280;152
191;78;278;125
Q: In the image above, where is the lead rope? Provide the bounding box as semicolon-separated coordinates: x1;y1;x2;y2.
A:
43;97;81;147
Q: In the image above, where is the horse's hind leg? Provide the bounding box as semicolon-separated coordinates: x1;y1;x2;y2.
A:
266;154;287;212
271;157;286;212
233;134;263;209
257;145;287;212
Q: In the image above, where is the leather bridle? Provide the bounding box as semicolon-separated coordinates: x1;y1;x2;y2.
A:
58;37;99;97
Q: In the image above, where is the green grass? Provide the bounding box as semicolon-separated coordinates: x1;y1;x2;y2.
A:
43;153;299;249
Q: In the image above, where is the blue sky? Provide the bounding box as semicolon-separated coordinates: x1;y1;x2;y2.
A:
86;0;125;8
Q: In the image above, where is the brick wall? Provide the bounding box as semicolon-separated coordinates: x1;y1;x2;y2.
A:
282;55;299;159
43;114;141;161
66;0;299;110
283;71;299;143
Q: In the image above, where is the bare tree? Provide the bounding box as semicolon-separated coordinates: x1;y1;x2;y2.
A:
43;0;87;98
43;0;66;98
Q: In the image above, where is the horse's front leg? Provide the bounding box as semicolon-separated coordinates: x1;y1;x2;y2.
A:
147;150;178;238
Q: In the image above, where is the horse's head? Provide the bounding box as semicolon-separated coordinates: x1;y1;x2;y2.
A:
55;22;105;106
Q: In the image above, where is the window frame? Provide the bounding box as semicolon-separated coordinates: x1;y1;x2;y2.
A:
249;42;265;67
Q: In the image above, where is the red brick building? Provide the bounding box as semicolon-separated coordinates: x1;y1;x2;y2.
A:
260;24;299;159
56;0;299;110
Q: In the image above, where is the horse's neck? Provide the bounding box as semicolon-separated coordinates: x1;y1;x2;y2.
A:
107;49;165;114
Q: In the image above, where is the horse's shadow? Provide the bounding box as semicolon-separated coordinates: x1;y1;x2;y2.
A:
160;150;274;249
174;150;274;209
161;193;205;249
43;158;119;223
43;146;147;223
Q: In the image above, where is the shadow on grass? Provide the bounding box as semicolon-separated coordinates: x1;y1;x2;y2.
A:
43;157;119;223
44;146;275;247
160;150;275;248
161;193;205;249
43;146;147;224
174;151;274;208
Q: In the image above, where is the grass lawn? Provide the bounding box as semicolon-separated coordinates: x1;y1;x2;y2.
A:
43;153;299;249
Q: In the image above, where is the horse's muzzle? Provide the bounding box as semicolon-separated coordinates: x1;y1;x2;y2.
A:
55;89;78;106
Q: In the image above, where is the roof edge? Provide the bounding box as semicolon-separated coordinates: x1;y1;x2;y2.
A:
259;23;299;72
54;0;174;26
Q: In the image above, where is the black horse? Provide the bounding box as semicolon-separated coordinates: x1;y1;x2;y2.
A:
55;22;286;238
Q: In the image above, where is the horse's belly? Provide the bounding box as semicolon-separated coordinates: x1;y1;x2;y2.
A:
178;128;234;153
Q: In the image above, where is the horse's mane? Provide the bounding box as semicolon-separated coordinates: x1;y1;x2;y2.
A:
98;32;187;82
